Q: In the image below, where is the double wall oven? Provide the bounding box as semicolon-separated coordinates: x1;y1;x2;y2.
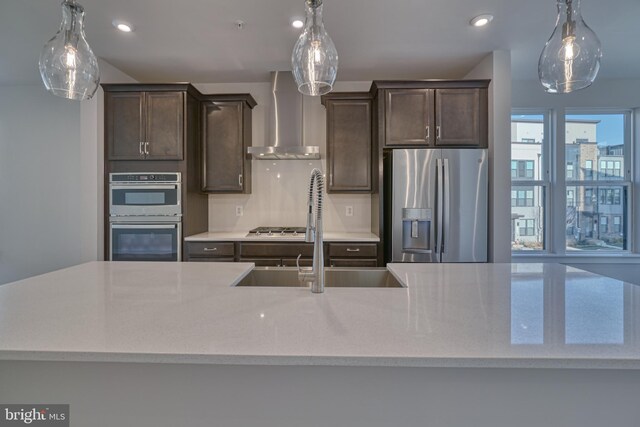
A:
109;173;182;262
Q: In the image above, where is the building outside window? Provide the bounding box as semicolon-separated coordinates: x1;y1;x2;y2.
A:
584;160;593;179
512;188;534;207
600;160;622;178
519;219;535;236
512;160;534;179
599;217;608;234
598;188;621;205
565;113;629;251
511;113;547;251
613;216;622;233
584;188;594;205
512;111;631;255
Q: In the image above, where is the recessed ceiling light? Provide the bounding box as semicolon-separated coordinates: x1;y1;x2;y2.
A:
470;14;493;27
112;20;134;32
291;18;304;29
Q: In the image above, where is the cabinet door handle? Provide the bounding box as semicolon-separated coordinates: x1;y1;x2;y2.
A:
425;126;430;140
139;141;144;156
203;247;218;252
238;174;243;187
436;126;441;140
145;141;150;155
346;248;360;252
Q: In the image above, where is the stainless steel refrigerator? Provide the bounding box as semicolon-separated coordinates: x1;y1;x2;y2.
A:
384;149;488;263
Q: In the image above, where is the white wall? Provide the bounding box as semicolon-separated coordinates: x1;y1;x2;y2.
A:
465;51;512;262
0;85;82;285
512;78;640;109
193;81;373;233
0;60;135;285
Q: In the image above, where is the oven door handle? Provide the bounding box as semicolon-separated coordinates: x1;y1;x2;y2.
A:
110;185;179;191
111;224;177;229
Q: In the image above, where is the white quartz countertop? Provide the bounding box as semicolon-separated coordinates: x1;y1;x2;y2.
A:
0;262;639;369
184;231;380;242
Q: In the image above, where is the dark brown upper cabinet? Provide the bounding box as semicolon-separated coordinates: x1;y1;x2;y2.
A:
385;89;434;146
370;80;490;149
200;94;256;193
321;92;373;193
104;87;188;161
434;88;488;147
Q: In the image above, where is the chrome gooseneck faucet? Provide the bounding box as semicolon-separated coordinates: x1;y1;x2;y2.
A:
297;168;324;293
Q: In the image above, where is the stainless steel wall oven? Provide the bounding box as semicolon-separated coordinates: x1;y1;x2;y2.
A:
109;173;182;262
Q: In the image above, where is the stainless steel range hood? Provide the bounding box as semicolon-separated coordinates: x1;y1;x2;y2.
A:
247;71;320;160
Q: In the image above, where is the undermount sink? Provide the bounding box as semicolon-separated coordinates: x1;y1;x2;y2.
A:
235;267;405;288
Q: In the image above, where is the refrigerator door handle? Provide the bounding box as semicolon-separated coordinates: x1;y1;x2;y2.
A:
442;158;450;256
435;158;443;256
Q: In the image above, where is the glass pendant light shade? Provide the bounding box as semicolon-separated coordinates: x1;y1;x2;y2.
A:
538;0;601;94
39;0;100;101
291;0;338;96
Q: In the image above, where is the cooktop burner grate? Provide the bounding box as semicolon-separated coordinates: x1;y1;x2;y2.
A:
248;226;306;235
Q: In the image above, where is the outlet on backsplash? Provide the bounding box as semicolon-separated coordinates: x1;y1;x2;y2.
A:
345;206;353;217
235;206;244;217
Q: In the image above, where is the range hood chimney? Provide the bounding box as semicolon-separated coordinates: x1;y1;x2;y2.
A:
247;71;320;160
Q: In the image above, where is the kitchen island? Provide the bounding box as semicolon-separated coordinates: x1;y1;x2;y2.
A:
1;262;639;426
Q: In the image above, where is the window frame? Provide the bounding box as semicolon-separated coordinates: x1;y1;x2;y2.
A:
511;109;552;254
564;109;633;254
512;108;634;259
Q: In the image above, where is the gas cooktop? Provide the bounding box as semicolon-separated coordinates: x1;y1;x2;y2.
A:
246;227;306;238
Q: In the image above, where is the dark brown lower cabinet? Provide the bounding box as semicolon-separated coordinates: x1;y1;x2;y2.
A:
188;257;235;263
185;241;235;262
185;241;380;267
327;243;378;268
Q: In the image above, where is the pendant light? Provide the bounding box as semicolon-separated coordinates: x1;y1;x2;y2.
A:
291;0;338;96
39;0;100;101
538;0;601;94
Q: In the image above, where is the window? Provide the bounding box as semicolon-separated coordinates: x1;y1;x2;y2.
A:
519;219;535;236
584;188;594;205
613;216;622;233
511;113;547;252
512;160;535;179
599;188;621;205
599;217;608;234
600;160;622;178
584;160;593;179
511;188;534;207
565;113;630;252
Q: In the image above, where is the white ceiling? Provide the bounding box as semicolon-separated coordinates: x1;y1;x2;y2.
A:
1;0;639;85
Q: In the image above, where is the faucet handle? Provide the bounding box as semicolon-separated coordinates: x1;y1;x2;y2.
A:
296;254;313;283
296;254;303;273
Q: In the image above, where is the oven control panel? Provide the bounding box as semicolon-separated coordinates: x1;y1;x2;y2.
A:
110;173;181;183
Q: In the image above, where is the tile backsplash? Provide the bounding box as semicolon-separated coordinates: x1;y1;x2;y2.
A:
208;159;371;232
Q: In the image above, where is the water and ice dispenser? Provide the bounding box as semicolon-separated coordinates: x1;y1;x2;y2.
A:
401;208;432;254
